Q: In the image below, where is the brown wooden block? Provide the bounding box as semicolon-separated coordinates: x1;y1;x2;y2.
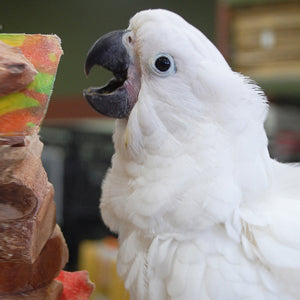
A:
0;280;63;300
0;133;48;202
0;225;68;294
0;183;56;263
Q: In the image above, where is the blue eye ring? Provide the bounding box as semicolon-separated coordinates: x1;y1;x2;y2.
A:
149;53;176;77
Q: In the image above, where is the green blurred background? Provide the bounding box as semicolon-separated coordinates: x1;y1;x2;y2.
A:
1;0;215;97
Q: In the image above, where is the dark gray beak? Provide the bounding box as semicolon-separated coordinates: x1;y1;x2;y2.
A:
83;30;132;118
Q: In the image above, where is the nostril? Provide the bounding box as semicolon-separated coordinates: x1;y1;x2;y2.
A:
128;35;132;43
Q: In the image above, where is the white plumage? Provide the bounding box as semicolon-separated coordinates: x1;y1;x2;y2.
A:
99;9;300;299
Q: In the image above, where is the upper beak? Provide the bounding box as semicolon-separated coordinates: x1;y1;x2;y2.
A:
83;30;133;118
84;30;129;78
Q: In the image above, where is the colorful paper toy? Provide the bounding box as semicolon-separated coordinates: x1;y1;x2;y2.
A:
0;34;63;141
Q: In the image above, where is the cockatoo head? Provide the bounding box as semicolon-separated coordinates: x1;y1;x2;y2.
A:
84;9;268;143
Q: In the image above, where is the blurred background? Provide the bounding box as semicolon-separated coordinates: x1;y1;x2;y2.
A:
1;0;300;298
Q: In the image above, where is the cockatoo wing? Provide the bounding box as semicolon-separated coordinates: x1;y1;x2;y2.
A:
241;160;300;298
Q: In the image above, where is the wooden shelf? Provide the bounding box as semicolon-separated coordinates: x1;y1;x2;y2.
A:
217;0;300;100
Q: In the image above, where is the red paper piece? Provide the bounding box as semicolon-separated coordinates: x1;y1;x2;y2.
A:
55;270;95;300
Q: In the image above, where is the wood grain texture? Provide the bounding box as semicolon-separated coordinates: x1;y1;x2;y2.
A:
0;225;68;294
0;280;63;300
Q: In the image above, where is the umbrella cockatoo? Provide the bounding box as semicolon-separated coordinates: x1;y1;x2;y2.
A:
84;9;300;300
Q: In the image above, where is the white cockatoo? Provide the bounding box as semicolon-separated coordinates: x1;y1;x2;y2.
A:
84;9;300;300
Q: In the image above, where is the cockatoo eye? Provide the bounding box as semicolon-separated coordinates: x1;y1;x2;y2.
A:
149;53;176;77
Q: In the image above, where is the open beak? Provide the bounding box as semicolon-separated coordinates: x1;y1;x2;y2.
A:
83;30;134;118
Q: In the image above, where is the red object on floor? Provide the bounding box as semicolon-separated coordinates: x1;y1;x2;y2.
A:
55;270;95;300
